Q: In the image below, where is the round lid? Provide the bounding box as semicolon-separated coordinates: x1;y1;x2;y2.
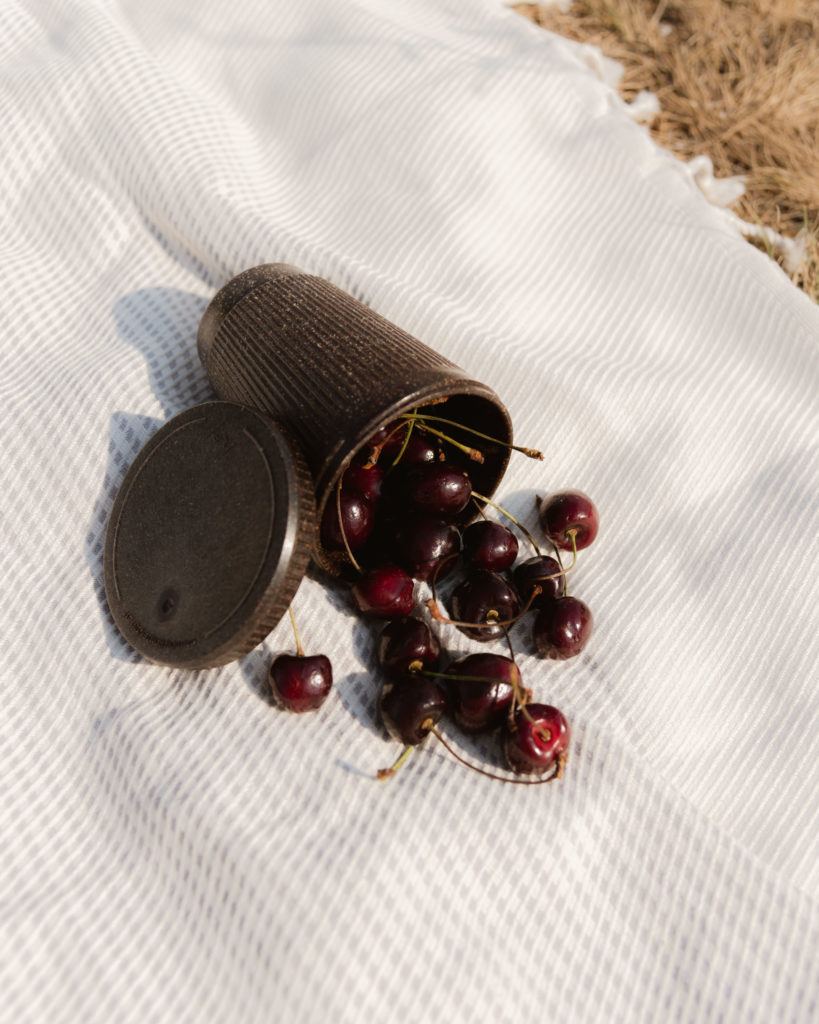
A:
104;401;315;668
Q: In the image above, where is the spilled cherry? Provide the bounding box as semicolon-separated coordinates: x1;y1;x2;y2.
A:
447;570;520;642
513;555;564;607
269;608;333;713
387;512;461;582
539;490;599;551
380;677;447;745
404;462;472;517
532;596;592;659
445;653;520;733
503;704;570;776
378;616;441;681
352;565;415;619
462;520;518;573
320;491;373;553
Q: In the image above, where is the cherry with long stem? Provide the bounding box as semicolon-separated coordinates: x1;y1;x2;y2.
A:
425;585;542;630
270;606;333;713
424;551;538;632
431;728;562;785
377;721;562;784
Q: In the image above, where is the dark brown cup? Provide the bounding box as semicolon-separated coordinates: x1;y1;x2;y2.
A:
197;264;512;567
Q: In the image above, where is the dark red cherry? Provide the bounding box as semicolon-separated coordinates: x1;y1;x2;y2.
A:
352;565;415;619
269;654;333;713
449;570;520;642
380;677;447;745
447;653;520;733
513;555;563;608
405;462;472;517
532;596;592;659
462;521;518;572
539;491;599;551
387;512;461;582
320;492;373;553
503;704;570;775
378;617;441;681
343;464;384;505
387;431;441;466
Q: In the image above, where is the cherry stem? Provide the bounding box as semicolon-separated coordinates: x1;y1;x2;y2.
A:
535;494;567;582
502;622;526;723
421;669;513;685
563;530;577;597
426;584;542;630
376;744;414;781
470;491;542;556
430;728;560;785
287;606;305;657
472;497;489;521
525;536;577;588
502;623;516;664
497;623;544;735
403;414;543;461
363;420;411;469
412;421;484;463
336;478;363;574
391;411;417;467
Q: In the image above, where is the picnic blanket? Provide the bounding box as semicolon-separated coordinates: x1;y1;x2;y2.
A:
2;1;818;1020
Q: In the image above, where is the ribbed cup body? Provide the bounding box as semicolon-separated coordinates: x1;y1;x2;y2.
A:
198;265;512;563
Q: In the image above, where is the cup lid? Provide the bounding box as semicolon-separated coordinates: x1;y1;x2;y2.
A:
104;401;315;668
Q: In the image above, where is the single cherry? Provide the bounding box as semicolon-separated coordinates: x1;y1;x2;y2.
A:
343;464;384;505
462;521;518;572
386;431;441;466
539;491;599;551
513;555;563;608
532;596;592;659
448;570;520;641
405;462;472;518
378;616;441;681
352;565;415;619
380;677;448;745
387;512;461;582
503;704;570;776
269;653;332;712
446;653;520;733
320;491;373;552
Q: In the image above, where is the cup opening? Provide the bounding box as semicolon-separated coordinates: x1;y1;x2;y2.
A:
314;388;512;574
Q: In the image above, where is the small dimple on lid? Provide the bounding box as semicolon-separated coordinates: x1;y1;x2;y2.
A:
103;401;315;668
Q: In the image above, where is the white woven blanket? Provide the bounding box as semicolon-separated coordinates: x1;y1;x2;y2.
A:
2;1;817;1021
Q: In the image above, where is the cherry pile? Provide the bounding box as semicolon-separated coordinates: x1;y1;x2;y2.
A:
268;403;599;785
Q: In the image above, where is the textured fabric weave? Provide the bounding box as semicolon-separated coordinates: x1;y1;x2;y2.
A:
1;1;818;1022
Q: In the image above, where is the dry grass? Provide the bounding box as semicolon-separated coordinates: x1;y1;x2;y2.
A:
513;0;819;299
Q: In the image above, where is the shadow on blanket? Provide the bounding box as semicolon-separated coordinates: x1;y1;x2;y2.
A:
85;285;389;739
84;287;211;663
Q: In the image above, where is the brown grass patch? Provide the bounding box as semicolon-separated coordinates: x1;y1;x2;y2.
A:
513;0;819;299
